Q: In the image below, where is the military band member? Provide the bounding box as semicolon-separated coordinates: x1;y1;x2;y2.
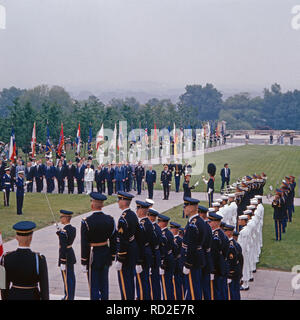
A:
81;192;117;300
115;191;139;300
157;214;175;300
161;164;172;200
0;221;49;300
169;221;184;300
56;210;76;300
148;208;164;300
16;171;25;215
2;167;12;206
135;200;156;300
182;197;206;300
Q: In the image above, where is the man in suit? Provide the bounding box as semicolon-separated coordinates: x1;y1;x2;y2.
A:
65;160;76;194
106;163;115;195
114;162;125;193
34;159;45;193
135;161;145;195
220;163;231;192
173;161;183;193
15;159;25;179
145;165;156;199
25;162;34;193
75;160;85;194
45;161;55;193
56;161;66;194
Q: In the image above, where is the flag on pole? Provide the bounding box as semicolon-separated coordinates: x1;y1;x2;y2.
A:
144;127;148;145
153;123;158;143
57;123;64;157
88;125;92;152
75;123;81;154
174;122;178;156
0;232;3;259
31;122;36;157
109;123;117;154
118;122;123;151
9;128;16;162
45;123;52;156
96;124;104;164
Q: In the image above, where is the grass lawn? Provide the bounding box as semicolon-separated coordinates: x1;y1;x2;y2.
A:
152;145;300;196
0;193;116;242
163;202;300;272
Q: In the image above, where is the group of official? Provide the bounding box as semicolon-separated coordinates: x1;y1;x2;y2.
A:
272;175;296;241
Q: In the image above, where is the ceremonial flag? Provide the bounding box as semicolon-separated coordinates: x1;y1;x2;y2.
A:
144;127;148;145
57;123;64;156
45;123;52;155
96;124;104;164
9;128;16;162
0;232;3;259
75;123;81;154
153;123;158;143
109;123;117;153
88;125;92;152
174;122;178;156
31;122;36;157
129;125;136;143
118;122;123;151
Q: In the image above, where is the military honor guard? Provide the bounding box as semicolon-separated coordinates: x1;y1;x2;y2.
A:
161;164;172;200
2;167;12;206
115;191;139;300
145;165;156;200
81;192;117;300
157;214;175;300
16;170;25;215
135;200;156;300
169;221;184;300
203;163;216;207
56;210;76;300
0;221;49;300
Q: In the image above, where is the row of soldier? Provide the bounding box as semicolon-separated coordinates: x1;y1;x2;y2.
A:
272;175;296;241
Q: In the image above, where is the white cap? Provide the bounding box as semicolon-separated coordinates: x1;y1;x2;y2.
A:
18;171;24;174
239;215;249;220
208;207;215;212
247;205;256;210
244;209;253;215
146;199;155;205
221;195;228;200
255;195;263;200
228;193;235;198
215;198;222;203
212;202;220;207
250;199;258;205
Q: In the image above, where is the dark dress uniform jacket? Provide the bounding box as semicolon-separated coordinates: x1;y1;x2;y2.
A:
161;228;175;273
57;224;76;266
0;248;49;300
81;211;117;268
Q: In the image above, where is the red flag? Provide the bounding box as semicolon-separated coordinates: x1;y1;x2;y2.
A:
0;232;3;258
57;123;64;156
154;123;158;142
9;128;16;162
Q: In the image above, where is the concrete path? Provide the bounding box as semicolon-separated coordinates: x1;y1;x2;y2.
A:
2;189;299;300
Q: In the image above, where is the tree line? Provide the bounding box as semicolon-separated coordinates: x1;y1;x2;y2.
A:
0;82;299;149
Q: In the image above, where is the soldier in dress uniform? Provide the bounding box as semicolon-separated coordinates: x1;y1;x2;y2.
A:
179;227;184;239
223;224;242;300
203;163;216;207
16;171;25;215
0;221;49;300
198;205;213;300
135;200;156;300
2;167;12;206
56;210;76;300
182;197;206;300
114;191;139;300
148;208;164;300
207;210;229;300
161;164;172;200
169;221;184;300
157;214;175;300
81;192;117;300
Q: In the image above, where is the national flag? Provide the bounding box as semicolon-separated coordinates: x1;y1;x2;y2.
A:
129;125;136;143
88;125;92;151
75;123;81;154
153;123;158;142
96;124;104;164
0;232;3;259
31;122;36;156
174;122;178;156
118;122;123;151
57;123;64;156
45;123;52;155
9;128;16;162
109;123;117;152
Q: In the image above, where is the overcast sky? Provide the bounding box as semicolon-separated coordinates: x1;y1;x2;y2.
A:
1;0;300;93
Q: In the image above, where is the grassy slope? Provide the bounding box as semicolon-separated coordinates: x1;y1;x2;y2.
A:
163;202;300;271
152;145;300;195
0;193;116;242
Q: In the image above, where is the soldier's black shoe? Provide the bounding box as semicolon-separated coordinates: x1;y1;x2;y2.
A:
240;286;249;291
253;270;256;273
249;278;254;282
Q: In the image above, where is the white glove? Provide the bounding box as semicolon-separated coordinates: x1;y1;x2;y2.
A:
208;188;213;194
194;181;199;187
183;266;190;275
136;265;143;274
81;265;88;273
227;278;232;284
159;267;165;275
60;264;66;271
210;274;214;281
115;261;122;271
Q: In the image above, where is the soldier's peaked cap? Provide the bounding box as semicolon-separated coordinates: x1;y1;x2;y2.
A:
157;214;170;222
90;192;107;201
60;210;73;216
198;205;208;213
170;221;181;229
184;197;200;205
136;200;151;208
13;221;36;235
207;212;222;221
223;224;235;231
148;208;159;216
117;191;134;200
